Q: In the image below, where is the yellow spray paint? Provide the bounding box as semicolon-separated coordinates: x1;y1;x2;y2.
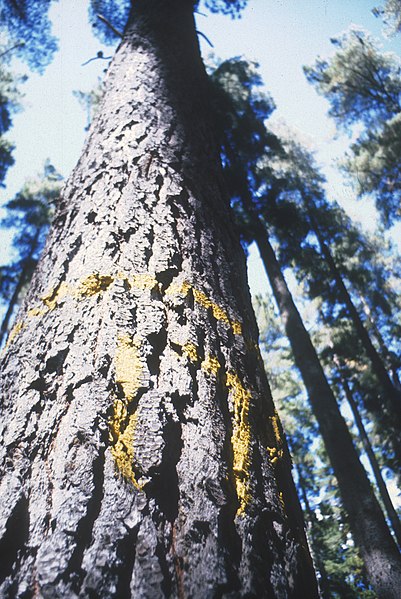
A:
78;273;114;297
109;333;143;489
267;412;285;466
226;372;252;516
6;272;245;350
128;273;159;291
4;321;25;351
182;342;199;363
201;354;221;376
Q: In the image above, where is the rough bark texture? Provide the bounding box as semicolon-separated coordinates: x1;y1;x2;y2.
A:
249;213;401;599
0;1;318;597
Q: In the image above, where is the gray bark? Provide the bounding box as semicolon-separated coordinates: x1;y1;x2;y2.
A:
247;208;401;599
0;1;318;598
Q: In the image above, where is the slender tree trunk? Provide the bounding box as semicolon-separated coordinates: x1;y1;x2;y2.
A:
0;262;29;347
306;205;401;423
334;358;401;550
360;294;401;389
0;230;40;347
0;2;318;598
246;207;401;598
291;459;331;599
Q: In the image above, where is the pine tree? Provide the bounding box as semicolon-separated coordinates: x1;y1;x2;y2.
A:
212;56;401;596
0;2;318;597
0;161;62;346
304;27;401;226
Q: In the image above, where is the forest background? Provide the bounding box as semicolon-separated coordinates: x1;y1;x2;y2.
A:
1;1;401;597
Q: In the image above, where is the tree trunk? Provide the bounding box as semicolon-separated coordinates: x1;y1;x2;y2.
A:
291;459;331;599
0;2;318;598
0;229;41;348
306;204;401;426
334;358;401;550
248;209;401;598
0;261;29;347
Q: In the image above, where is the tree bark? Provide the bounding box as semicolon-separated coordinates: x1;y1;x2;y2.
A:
334;358;401;550
247;209;401;598
0;1;317;597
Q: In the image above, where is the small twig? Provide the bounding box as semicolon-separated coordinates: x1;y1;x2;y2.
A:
196;30;214;48
97;13;123;38
0;41;25;59
82;50;112;67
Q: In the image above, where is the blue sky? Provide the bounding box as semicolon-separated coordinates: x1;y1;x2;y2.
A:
1;0;401;289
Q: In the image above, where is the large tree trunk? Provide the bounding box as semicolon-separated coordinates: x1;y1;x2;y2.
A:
0;1;318;597
248;210;401;598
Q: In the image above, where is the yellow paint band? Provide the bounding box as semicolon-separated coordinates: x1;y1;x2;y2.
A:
109;333;143;488
6;272;244;350
226;372;252;516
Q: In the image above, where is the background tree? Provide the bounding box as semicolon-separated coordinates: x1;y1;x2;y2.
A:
304;28;401;225
255;296;377;599
373;0;401;35
210;56;401;596
0;39;25;186
0;161;62;346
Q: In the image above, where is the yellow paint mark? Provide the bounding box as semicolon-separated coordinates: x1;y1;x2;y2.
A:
267;446;284;465
78;273;114;297
165;280;192;296
201;354;221;376
182;342;199;363
115;333;143;401
27;306;46;318
226;372;252;516
129;273;159;291
110;402;141;490
110;333;144;489
41;281;70;311
4;321;25;350
231;321;243;336
266;412;285;466
166;279;243;337
271;412;282;446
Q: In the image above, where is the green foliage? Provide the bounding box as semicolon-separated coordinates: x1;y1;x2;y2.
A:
0;0;58;72
0;161;62;341
88;0;131;45
0;42;26;186
73;80;105;130
200;0;247;18
304;28;401;130
304;27;401;225
373;0;401;35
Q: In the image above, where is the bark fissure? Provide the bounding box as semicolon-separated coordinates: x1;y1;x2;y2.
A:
0;1;318;596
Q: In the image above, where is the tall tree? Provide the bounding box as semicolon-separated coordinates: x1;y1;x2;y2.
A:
304;28;401;226
0;2;318;597
0;161;62;346
255;297;379;599
211;57;401;596
0;40;26;186
373;0;401;35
